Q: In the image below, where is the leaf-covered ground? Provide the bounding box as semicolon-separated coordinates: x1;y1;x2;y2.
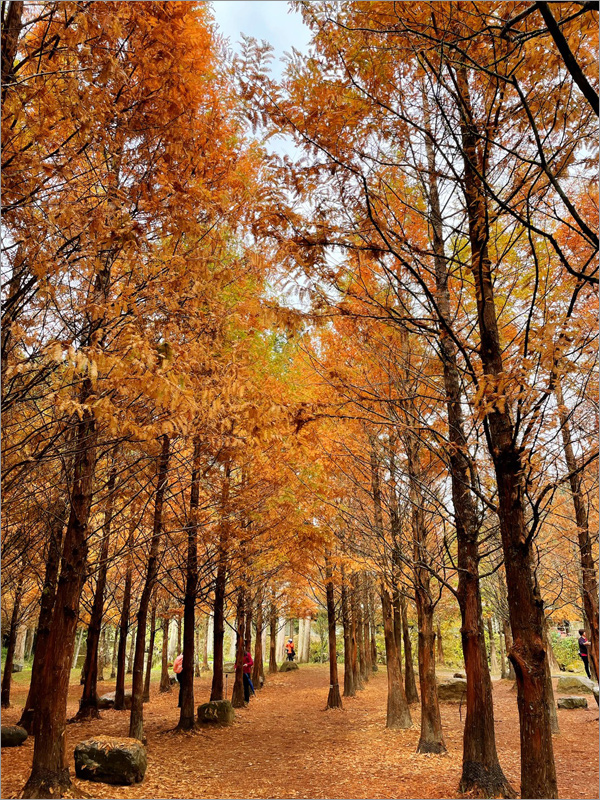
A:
1;664;598;799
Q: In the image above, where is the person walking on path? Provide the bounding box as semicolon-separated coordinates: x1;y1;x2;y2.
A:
579;630;592;679
285;638;295;662
243;650;254;704
174;652;184;707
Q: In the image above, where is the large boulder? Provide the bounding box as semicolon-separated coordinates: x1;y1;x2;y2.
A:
197;700;235;726
557;696;588;709
279;661;299;672
1;725;28;747
223;662;236;674
556;675;595;695
98;690;133;710
74;736;146;785
437;678;467;702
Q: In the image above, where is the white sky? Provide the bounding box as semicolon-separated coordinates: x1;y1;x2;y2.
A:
211;0;312;78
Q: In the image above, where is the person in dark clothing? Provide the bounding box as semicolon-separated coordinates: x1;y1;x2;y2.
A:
242;650;254;704
578;629;592;678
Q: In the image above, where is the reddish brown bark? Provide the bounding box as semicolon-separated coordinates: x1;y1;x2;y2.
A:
178;437;201;730
1;571;24;708
325;560;342;709
231;588;246;708
143;602;157;704
269;597;278;674
456;62;557;798
19;507;65;731
381;586;412;729
350;577;363;691
23;401;98;798
75;458;116;720
129;433;170;742
115;521;134;708
252;590;264;689
210;464;230;701
341;571;355;697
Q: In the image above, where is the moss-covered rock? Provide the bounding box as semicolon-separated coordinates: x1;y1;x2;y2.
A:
437;678;467;702
557;675;595;694
197;699;235;726
278;661;299;672
98;690;133;709
557;696;588;709
74;735;147;785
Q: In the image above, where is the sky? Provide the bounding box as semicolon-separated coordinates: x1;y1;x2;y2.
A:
211;1;312;78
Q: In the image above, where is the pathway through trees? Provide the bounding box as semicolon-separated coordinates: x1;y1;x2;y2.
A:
1;665;598;799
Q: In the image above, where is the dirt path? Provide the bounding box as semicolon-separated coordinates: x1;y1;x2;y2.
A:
2;664;598;798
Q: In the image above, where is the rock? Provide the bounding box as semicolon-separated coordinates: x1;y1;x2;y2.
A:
1;725;28;747
98;690;133;710
557;696;588;709
197;700;235;726
11;664;23;673
437;678;467;702
593;686;599;706
223;662;236;674
279;661;299;672
453;672;466;679
556;675;595;695
75;735;146;785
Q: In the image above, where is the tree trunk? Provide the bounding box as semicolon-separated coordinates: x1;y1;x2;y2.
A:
415;592;445;754
369;583;378;671
19;506;64;731
110;627;118;679
350;578;363;691
502;619;516;681
23;400;98;798
381;586;412;728
210;464;230;701
195;624;202;677
0;0;23;102
129;434;170;742
1;573;24;708
341;571;355;697
231;588;246;708
499;619;508;679
555;378;599;681
325;560;342;709
202;614;210;671
115;520;135;708
362;575;372;677
143;602;157;704
126;626;135;673
159;617;171;692
456;63;557;798
269;599;278;674
252;592;264;688
392;589;403;677
178;437;201;730
75;457;117;720
401;596;419;703
303;617;312;663
355;574;369;684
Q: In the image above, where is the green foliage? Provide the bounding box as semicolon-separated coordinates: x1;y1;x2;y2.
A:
550;632;580;667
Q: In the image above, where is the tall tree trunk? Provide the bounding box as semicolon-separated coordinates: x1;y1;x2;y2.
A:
499;621;508;680
0;0;23;102
231;588;246;708
115;520;135;708
244;594;253;651
369;586;378;671
178;437;201;730
325;560;342;709
143;602;157;704
75;456;117;720
110;626;118;679
341;571;355;697
126;626;135;674
350;578;363;691
195;624;202;677
502;619;516;681
252;591;264;688
401;596;419;703
436;618;445;666
362;575;372;677
1;572;24;708
202;614;210;671
159;617;171;693
455;63;557;798
269;599;278;674
392;589;403;677
555;378;599;680
19;505;65;731
423;117;513;793
355;573;369;684
210;464;230;701
23;399;98;798
129;434;170;742
381;586;412;728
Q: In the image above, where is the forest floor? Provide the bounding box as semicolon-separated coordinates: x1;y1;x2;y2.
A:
1;663;598;799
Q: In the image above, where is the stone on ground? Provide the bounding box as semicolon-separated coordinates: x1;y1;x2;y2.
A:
74;735;147;785
557;696;588;709
557;675;595;695
437;677;467;702
1;725;28;747
197;699;235;725
223;662;236;674
453;672;466;679
98;690;133;709
279;661;299;672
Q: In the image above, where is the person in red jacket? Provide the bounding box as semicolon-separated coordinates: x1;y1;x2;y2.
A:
173;653;184;707
242;650;254;704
